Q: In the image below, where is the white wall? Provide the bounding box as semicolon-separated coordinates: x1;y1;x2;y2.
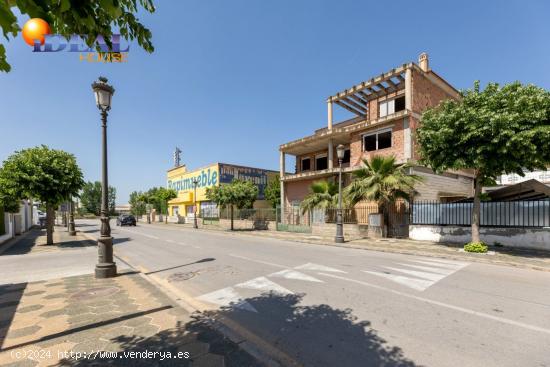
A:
410;225;550;251
0;213;14;244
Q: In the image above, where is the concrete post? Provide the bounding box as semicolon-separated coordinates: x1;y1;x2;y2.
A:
327;100;333;130
328;139;334;169
279;150;285;224
405;68;412;112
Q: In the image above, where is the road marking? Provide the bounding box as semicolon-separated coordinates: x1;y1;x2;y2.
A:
197;287;258;312
396;263;451;275
166;239;175;243
363;270;433;291
384;266;444;281
364;259;468;291
318;272;550;335
412;260;466;270
269;269;324;283
235;276;293;295
294;263;347;273
229;254;288;269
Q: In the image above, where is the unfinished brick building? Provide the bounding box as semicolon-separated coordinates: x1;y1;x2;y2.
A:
279;53;474;210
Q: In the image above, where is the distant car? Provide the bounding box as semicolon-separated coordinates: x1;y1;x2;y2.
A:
116;214;136;226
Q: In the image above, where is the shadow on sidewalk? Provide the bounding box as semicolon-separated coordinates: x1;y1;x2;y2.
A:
57;292;418;367
0;283;27;350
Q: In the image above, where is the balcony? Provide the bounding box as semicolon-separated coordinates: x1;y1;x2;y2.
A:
281;165;357;182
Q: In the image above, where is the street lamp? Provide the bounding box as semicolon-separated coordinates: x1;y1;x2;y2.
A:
92;76;117;279
192;178;199;229
335;144;345;243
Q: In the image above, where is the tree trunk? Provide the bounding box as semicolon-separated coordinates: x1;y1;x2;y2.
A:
471;175;482;243
46;204;54;245
230;205;234;231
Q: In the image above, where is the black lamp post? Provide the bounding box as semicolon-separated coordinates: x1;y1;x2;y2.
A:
92;76;117;279
335;144;345;243
192;178;199;229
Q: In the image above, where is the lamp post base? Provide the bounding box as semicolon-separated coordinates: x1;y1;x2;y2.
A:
68;223;76;236
334;235;345;243
95;262;117;278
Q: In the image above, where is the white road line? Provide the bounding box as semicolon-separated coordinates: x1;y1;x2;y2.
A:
197;287;258;312
269;269;324;283
318;272;550;336
295;263;347;273
235;276;293;295
166;239;175;243
411;260;466;270
417;258;469;266
229;254;288;269
363;270;433;291
384;266;444;282
396;263;456;275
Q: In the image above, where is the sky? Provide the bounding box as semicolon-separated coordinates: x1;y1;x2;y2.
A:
1;0;549;204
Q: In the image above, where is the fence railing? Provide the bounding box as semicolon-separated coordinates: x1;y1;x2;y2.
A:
411;200;550;228
322;206;379;224
217;207;277;222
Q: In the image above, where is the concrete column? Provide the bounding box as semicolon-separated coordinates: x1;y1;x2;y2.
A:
327;100;333;130
279;150;286;224
405;68;412;112
328;139;334;169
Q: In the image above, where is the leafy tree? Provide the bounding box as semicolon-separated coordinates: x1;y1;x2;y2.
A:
0;0;155;72
0;146;84;244
344;155;422;212
79;181;116;216
264;176;281;208
0;189;20;214
155;187;177;222
300;181;338;215
206;179;258;230
129;190;146;216
417;81;550;243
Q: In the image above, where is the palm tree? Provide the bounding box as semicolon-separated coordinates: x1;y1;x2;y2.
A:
300;180;339;214
344;155;423;214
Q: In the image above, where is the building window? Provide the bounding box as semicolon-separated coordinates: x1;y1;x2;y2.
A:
316;154;328;170
301;157;311;171
379;96;405;118
363;129;392;151
343;149;350;164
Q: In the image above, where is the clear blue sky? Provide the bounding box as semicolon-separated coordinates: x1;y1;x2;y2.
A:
1;0;549;203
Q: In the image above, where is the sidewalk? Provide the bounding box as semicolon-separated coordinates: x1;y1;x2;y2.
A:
147;222;550;272
0;229;261;367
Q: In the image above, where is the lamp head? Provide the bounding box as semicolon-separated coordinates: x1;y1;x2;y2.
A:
92;76;115;111
336;144;346;160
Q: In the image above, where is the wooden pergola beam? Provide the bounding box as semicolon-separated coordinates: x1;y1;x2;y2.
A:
334;100;366;117
341;97;367;113
347;94;369;109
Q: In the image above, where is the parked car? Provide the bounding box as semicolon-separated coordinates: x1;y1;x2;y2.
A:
116;214;136;226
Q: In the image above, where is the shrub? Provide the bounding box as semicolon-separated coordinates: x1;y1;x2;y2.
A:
464;242;488;253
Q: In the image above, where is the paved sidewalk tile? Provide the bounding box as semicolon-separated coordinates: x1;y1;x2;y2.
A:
0;271;261;367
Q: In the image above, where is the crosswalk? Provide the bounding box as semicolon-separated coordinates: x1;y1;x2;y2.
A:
196;258;469;312
363;258;468;291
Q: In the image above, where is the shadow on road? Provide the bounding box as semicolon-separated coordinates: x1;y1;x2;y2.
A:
57;292;418;367
144;258;215;275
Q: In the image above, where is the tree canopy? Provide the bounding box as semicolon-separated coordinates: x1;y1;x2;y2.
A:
344;155;422;210
79;181;116;216
206;179;258;230
417;81;550;179
0;145;84;244
0;0;155;72
300;180;338;214
417;81;550;243
264;176;281;208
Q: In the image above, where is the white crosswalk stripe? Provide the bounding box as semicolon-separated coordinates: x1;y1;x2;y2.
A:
269;269;324;283
196;287;258;312
235;276;293;295
363;258;469;291
294;263;347;273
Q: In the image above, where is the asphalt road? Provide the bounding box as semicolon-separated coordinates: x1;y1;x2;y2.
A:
11;219;550;366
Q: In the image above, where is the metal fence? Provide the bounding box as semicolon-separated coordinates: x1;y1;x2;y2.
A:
217;207;277;221
322;206;379;224
411;200;550;228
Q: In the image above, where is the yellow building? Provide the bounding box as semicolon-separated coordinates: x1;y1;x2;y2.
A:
167;163;277;218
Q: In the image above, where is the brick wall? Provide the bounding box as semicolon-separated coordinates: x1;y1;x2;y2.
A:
285;178;318;206
411;69;456;115
350;119;406;166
